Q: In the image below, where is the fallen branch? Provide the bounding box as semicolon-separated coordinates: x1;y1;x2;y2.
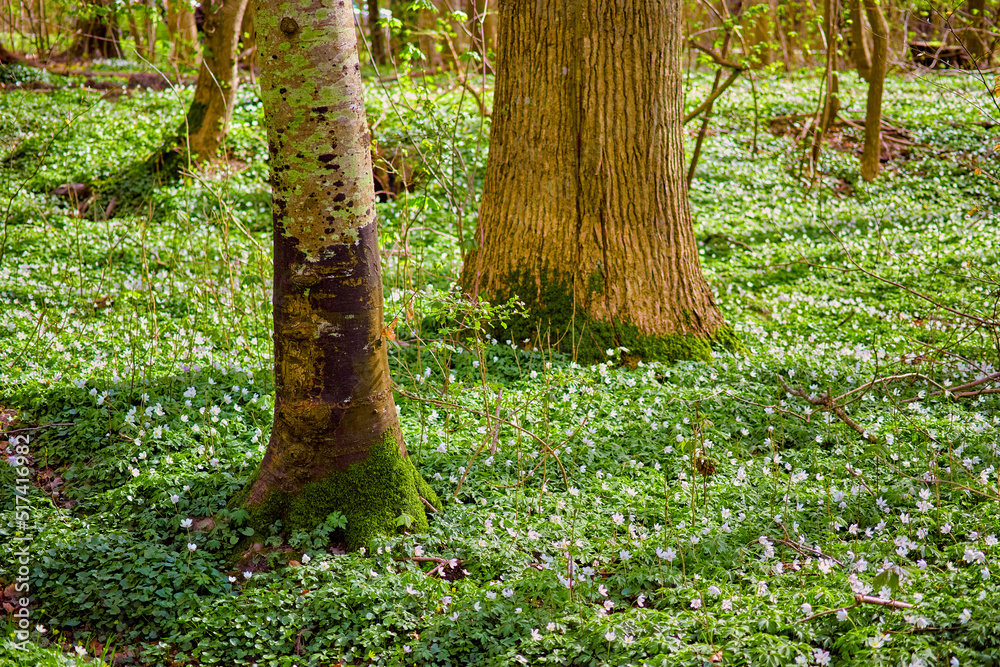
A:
774;537;844;568
2;422;74;434
420;496;438;513
854;594;913;610
778;375;877;443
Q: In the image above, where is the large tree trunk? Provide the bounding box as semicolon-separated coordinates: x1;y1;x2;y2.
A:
860;0;888;182
62;0;122;60
460;0;733;364
180;0;249;161
164;0;202;67
234;0;439;551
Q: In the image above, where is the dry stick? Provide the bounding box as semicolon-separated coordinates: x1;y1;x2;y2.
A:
774;536;845;567
723;390;812;424
2;423;74;434
686;0;743;186
420;496;439;513
844;463;878;499
798;603;857;623
854;594;913;610
797;595;912;624
778;375;877;442
820;220;996;328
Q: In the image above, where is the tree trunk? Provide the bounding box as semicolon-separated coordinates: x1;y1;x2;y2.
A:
860;0;888;182
62;0;122;60
164;0;202;67
967;0;987;64
180;0;249;161
812;0;841;166
849;0;872;80
767;0;793;70
0;41;26;65
234;0;439;551
368;0;388;65
460;0;733;364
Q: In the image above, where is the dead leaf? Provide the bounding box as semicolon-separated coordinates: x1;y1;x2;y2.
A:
709;648;724;662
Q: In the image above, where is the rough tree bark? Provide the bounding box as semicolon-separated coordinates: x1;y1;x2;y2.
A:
233;0;440;551
460;0;735;364
180;0;250;161
860;0;888;182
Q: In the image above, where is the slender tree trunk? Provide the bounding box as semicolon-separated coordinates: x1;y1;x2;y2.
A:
164;0;202;67
767;0;792;70
967;0;987;63
750;0;774;65
180;0;249;161
235;0;439;551
860;0;888;181
460;0;733;364
849;0;872;80
368;0;388;65
812;0;841;166
128;8;145;57
145;0;157;61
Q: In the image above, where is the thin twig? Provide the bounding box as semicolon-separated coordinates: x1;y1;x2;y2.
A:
778;375;877;443
774;537;844;568
2;423;74;434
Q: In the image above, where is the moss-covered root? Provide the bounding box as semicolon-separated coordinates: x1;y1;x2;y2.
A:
235;432;442;552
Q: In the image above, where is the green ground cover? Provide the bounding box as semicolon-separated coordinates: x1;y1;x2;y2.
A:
1;66;999;666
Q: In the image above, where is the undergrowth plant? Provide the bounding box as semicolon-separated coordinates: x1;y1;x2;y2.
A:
1;67;1000;667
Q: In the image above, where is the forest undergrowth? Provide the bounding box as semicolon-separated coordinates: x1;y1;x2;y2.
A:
1;64;1000;666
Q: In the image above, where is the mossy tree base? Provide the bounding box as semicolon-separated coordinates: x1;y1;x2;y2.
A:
232;430;441;551
490;271;742;365
460;0;733;358
243;0;438;554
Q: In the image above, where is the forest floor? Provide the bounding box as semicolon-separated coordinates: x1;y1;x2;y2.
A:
1;62;1000;667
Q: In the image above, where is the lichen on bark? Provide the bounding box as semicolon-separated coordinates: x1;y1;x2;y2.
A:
236;0;436;551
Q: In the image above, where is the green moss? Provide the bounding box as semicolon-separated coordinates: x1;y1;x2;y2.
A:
234;432;441;552
491;270;743;365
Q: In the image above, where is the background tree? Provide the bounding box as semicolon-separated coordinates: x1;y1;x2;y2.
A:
61;0;122;60
460;0;735;364
176;0;250;162
860;0;889;181
164;0;202;68
848;0;872;81
233;0;439;550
